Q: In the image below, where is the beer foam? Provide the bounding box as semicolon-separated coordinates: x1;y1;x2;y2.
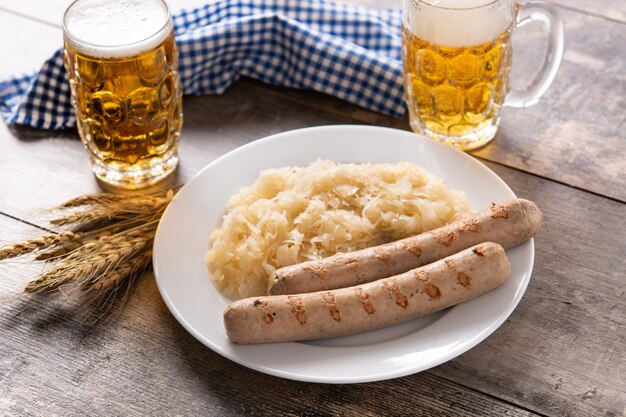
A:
64;0;171;58
405;0;514;47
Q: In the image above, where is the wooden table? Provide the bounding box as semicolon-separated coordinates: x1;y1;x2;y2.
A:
1;1;624;416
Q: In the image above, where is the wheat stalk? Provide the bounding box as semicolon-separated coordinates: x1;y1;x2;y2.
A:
34;224;135;261
50;197;169;227
59;193;131;208
81;248;154;322
59;189;174;209
1;188;174;317
50;206;136;226
24;228;155;293
35;240;83;261
0;231;79;260
87;249;153;293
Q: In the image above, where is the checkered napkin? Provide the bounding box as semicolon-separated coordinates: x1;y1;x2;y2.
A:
0;0;404;130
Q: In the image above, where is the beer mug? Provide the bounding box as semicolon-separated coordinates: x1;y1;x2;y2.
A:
402;0;564;151
63;0;182;189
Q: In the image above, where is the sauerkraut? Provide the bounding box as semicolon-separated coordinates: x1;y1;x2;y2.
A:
206;160;470;298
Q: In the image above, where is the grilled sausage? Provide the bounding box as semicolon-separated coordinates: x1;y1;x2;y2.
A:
224;242;510;344
268;198;541;295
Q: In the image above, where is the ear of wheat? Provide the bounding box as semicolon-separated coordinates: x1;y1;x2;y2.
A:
0;189;174;310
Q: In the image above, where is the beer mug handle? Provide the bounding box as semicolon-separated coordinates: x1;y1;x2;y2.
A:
505;2;565;108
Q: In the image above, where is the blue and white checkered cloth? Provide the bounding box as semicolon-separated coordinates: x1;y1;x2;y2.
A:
0;0;404;130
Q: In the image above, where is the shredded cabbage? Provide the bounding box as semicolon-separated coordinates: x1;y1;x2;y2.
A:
206;160;470;298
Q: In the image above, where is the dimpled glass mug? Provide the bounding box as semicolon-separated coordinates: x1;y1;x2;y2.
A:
402;0;564;151
63;0;183;189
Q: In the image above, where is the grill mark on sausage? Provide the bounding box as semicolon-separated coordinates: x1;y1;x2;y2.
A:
287;296;307;325
402;240;422;257
342;255;356;264
342;255;359;271
382;278;409;309
273;271;292;285
424;282;442;299
431;229;457;247
353;287;376;315
458;271;471;288
253;299;274;324
321;292;341;322
253;299;268;307
303;264;326;279
490;202;510;219
444;258;460;269
414;270;429;282
374;248;390;262
473;246;487;256
459;218;482;233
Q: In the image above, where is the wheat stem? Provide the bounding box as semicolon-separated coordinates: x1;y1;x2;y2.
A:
24;230;154;293
59;193;131;208
50;207;131;226
35;240;84;261
50;198;169;227
86;249;153;292
0;231;79;261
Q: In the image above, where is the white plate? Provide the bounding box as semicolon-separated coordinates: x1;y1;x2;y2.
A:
153;125;533;383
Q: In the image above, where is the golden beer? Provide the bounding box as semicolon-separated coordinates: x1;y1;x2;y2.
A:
402;28;512;150
402;0;516;150
63;0;182;189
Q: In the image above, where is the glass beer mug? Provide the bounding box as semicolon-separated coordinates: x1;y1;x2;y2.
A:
402;0;564;151
63;0;183;189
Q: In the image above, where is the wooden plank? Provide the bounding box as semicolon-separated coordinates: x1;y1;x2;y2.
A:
0;216;539;417
430;162;626;417
546;0;626;23
0;123;95;226
475;8;626;202
0;0;213;28
0;11;61;80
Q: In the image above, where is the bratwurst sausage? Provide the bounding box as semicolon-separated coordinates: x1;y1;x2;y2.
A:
224;242;510;344
268;198;541;295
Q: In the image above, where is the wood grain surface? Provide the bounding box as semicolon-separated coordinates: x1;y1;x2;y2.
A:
434;162;626;417
475;8;626;202
1;1;625;416
547;0;626;23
